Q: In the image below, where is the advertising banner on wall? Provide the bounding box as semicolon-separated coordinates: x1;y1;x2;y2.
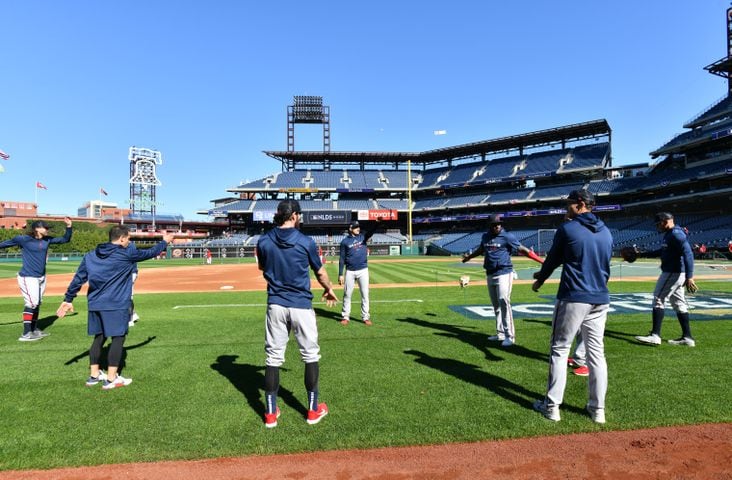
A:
302;210;350;225
357;209;399;221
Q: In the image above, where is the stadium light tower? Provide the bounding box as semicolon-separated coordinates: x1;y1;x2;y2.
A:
128;146;162;218
287;95;331;154
704;7;732;92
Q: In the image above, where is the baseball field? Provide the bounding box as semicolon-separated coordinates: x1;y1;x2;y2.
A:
0;257;730;479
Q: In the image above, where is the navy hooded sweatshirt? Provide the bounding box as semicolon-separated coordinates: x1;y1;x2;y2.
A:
256;227;323;309
534;213;613;304
63;240;167;310
0;227;72;277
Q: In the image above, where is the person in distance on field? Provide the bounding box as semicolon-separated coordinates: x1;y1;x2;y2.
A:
462;214;544;347
338;219;379;326
635;212;698;347
57;226;174;389
0;217;73;341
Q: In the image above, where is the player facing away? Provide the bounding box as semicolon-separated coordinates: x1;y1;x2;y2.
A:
462;214;544;346
531;189;612;424
57;226;174;389
256;200;338;428
0;218;72;341
338;220;377;326
635;212;698;347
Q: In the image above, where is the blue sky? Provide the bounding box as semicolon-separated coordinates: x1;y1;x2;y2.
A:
0;1;729;220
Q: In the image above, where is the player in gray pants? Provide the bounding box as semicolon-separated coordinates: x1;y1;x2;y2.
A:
531;189;612;424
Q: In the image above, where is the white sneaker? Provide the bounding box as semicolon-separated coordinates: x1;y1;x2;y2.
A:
533;399;560;421
586;405;606;424
18;332;41;342
668;337;696;347
501;338;514;347
635;333;661;345
32;329;50;338
487;335;505;342
102;374;132;390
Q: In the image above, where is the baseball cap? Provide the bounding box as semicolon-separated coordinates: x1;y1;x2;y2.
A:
566;189;595;206
349;220;360;229
654;212;673;223
487;214;503;225
30;220;51;230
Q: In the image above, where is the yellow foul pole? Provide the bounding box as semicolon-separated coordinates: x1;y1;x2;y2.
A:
407;159;413;244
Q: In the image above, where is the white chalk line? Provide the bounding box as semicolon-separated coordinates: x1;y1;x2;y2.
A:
173;299;424;310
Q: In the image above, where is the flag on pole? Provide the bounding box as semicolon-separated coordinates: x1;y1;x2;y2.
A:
36;181;47;190
100;187;108;196
0;149;9;160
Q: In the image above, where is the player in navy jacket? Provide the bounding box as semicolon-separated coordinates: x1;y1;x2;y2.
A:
57;225;174;389
0;218;72;341
256;199;338;427
462;214;543;346
338;220;377;325
532;189;612;424
635;212;698;347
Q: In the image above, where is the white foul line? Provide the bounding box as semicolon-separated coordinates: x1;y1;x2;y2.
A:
173;298;424;310
173;299;424;310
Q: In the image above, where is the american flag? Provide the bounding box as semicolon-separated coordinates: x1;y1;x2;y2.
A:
0;149;9;160
36;181;47;190
100;187;108;196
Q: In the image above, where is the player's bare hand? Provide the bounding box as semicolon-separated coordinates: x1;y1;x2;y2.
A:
685;278;698;294
162;232;175;243
64;216;72;227
338;275;344;286
322;288;338;307
56;302;74;318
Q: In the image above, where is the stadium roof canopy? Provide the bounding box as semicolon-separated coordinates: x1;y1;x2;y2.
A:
264;119;611;170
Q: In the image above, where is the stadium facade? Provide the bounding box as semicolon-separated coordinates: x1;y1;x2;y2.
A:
201;10;732;260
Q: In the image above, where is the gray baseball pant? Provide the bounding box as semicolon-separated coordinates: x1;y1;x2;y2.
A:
487;272;514;341
265;304;321;367
341;268;370;321
653;272;689;313
545;301;608;411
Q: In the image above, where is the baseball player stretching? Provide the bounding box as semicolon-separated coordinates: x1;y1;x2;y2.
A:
338;220;377;326
462;214;543;346
531;190;612;424
635;212;697;347
57;226;174;389
0;218;72;341
256;200;338;428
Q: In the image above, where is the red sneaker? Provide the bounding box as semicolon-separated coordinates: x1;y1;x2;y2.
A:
340;319;349;325
264;407;281;428
573;365;589;377
306;402;329;425
567;358;578;367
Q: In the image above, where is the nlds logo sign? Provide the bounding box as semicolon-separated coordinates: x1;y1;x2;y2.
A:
450;293;732;321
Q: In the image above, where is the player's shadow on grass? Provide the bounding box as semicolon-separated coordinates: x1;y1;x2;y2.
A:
523;317;642;345
64;336;157;373
210;355;306;419
313;307;344;323
397;316;547;363
397;316;502;361
36;312;69;331
405;349;531;409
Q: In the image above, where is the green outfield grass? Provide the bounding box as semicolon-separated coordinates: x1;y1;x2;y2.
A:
0;260;731;471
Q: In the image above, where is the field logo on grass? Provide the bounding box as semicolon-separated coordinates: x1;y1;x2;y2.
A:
450;293;732;320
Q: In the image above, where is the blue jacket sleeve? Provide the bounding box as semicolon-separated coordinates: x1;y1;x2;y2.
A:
338;241;346;276
0;236;21;249
128;241;168;262
64;257;89;303
680;235;695;279
535;228;565;282
50;227;72;245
